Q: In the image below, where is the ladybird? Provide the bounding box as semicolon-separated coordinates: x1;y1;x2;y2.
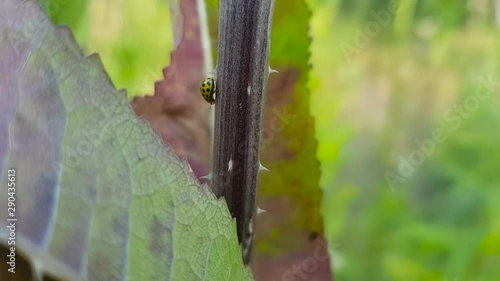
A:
200;76;216;105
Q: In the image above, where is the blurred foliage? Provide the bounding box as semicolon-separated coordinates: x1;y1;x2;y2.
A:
41;0;172;98
309;0;500;280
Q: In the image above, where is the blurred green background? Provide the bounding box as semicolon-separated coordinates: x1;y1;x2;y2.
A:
43;0;500;280
310;1;500;280
40;0;173;98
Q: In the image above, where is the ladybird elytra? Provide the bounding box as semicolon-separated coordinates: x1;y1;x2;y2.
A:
200;76;216;105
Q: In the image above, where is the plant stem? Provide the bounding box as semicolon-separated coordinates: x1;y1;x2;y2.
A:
212;0;275;265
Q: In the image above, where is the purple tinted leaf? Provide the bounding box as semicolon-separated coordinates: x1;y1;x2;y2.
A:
0;0;251;280
132;0;213;182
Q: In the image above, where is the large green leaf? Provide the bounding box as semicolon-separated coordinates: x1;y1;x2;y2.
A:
0;0;251;280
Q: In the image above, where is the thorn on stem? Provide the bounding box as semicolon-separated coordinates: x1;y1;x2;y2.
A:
268;66;279;74
259;163;270;172
200;173;212;181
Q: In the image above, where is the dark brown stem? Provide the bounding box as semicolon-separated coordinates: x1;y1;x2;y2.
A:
212;0;275;265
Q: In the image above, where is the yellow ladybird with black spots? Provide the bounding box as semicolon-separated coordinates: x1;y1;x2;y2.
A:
200;76;216;105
